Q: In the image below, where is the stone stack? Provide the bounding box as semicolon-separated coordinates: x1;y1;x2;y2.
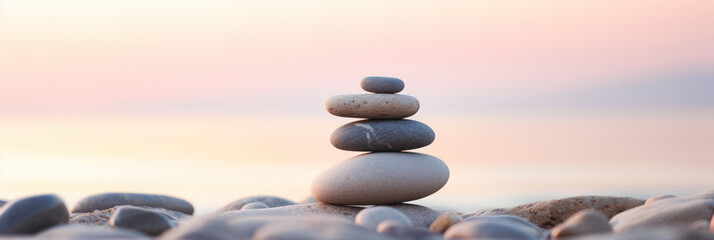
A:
311;76;449;205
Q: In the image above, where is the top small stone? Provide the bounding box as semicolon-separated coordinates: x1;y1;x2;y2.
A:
361;76;405;94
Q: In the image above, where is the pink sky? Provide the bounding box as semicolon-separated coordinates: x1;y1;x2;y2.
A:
1;0;713;113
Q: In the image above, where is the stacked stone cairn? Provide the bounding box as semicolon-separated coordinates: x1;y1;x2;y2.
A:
311;76;450;205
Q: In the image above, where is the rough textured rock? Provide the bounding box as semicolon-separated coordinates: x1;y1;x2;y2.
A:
251;216;391;240
70;206;189;228
0;194;69;234
361;76;405;94
569;227;714;240
429;212;463;234
461;196;645;229
241;202;270;210
331;119;434;151
36;224;150;240
216;195;295;213
444;220;538;240
311;152;449;205
72;193;194;215
610;190;714;233
378;220;441;240
110;206;181;236
551;209;612;238
356;206;412;231
326;94;418;119
218;203;446;229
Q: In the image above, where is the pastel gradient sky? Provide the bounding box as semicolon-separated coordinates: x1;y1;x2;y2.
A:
1;1;713;214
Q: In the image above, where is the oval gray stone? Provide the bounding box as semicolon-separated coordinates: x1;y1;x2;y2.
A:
72;193;194;215
0;194;69;234
326;94;419;119
110;206;180;236
361;76;405;93
331;120;435;151
311;152;449;205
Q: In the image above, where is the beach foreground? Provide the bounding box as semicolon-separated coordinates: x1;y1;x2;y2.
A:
0;191;713;239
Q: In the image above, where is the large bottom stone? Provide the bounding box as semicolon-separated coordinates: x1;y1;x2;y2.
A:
311;152;449;205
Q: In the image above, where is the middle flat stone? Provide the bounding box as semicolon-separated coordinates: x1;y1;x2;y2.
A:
326;94;419;119
331;119;435;151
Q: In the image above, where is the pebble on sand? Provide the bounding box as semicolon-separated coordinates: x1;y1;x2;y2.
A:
72;193;194;215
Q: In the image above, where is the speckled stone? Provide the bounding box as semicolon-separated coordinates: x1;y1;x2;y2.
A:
361;76;405;93
551;209;612;238
610;190;714;233
216;196;295;213
110;206;180;236
311;152;449;205
72;193;194;215
218;203;447;229
0;194;69;234
331;119;435;151
461;196;645;229
356;206;412;231
326;94;419;119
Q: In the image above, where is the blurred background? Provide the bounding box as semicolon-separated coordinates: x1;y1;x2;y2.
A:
1;1;712;215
